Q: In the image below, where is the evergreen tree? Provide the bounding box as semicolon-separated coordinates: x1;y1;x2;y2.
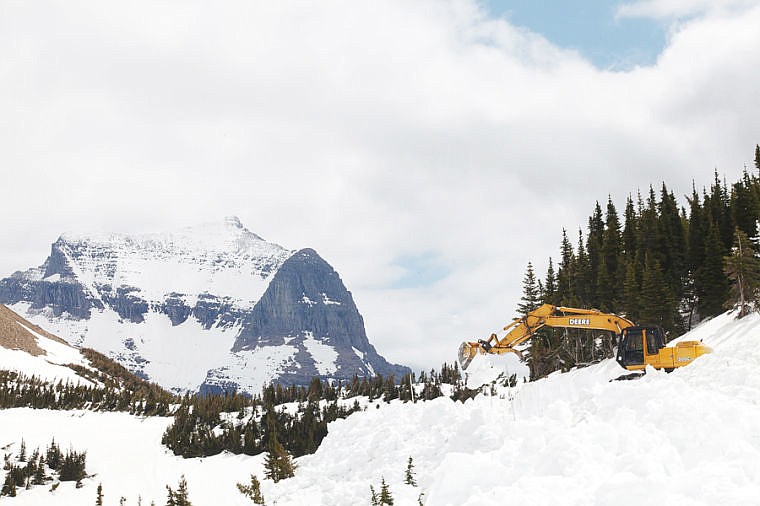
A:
658;184;687;305
556;229;575;305
404;457;417;487
597;197;622;311
638;254;676;331
237;474;265;504
730;170;760;239
724;227;760;317
263;412;296;483
166;475;192;506
697;219;730;317
587;201;605;306
370;485;380;506
1;468;16;497
517;262;541;314
18;440;26;462
542;258;557;304
379;477;394;505
622;195;638;258
573;230;593;307
755;144;760;172
96;483;104;505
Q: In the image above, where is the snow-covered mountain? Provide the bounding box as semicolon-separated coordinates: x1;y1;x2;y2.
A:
0;217;408;393
1;309;757;505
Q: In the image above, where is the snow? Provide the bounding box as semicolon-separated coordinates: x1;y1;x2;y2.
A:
54;217;292;308
11;303;241;393
207;344;300;394
1;309;759;505
303;332;339;375
0;321;93;386
0;410;264;506
267;309;760;505
464;351;530;388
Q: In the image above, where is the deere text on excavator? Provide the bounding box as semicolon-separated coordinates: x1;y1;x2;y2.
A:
458;304;712;373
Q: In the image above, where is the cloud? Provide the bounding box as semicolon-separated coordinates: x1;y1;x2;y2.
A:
1;1;759;372
616;0;757;20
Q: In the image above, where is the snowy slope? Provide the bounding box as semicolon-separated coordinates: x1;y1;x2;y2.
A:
1;309;758;505
267;309;760;506
0;305;94;386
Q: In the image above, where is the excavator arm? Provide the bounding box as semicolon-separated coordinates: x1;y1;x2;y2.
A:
458;304;635;370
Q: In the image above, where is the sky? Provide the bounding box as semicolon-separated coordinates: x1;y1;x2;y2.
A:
1;0;759;373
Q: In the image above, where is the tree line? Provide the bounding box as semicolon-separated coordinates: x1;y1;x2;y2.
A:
161;362;474;460
520;145;760;379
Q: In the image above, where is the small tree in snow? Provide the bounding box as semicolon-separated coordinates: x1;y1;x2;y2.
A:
166;475;192;506
237;474;265;504
379;477;394;505
404;457;417;486
96;483;103;505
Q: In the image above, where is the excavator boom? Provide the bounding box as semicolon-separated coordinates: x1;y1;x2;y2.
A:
458;303;711;373
458;304;634;370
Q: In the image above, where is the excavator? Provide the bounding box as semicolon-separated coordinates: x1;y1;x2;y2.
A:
458;304;712;374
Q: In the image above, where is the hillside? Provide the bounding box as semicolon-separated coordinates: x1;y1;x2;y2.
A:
0;303;95;386
1;308;758;505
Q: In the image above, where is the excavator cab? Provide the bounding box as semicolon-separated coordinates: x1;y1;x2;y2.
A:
616;326;667;370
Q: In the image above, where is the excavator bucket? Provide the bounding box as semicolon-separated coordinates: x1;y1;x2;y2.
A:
458;341;477;371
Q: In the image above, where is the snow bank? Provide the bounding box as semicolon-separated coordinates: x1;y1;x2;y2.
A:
268;309;760;505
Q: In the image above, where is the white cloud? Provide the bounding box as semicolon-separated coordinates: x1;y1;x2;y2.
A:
616;0;757;20
1;1;759;372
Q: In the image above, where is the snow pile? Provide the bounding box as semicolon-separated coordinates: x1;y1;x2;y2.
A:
1;309;759;505
267;309;760;505
463;351;530;388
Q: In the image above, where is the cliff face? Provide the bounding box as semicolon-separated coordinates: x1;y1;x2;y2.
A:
202;249;409;388
0;220;409;393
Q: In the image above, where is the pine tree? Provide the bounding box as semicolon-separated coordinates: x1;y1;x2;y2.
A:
263;413;296;483
658;184;687;305
597;197;622;311
556;229;575;305
697;219;730;317
96;483;104;505
638;254;676;330
573;229;593;307
404;457;417;486
517;262;541;314
237;474;265;504
587;201;605;306
165;475;192;506
379;477;394;505
1;469;16;497
370;485;380;506
755;144;760;172
18;440;26;462
724;227;760;317
542;258;557;304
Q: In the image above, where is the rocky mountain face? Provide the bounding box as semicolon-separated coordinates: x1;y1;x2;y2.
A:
0;218;409;393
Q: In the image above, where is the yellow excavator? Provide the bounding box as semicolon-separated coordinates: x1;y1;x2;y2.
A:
458;304;712;373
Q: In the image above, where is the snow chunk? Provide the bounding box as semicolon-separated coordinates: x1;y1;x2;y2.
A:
464;352;529;388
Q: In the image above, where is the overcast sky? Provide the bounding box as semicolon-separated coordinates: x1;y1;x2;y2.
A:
1;0;759;372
